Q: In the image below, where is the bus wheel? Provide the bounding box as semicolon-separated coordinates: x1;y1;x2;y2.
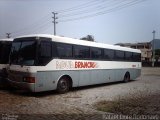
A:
123;72;130;83
57;77;69;94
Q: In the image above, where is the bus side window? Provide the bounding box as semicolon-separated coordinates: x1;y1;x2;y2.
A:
125;51;133;61
115;50;125;61
38;41;52;65
133;53;141;62
56;43;72;58
104;49;115;60
73;45;90;59
91;47;103;59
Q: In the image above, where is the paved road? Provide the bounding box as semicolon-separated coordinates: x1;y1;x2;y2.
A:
0;67;160;120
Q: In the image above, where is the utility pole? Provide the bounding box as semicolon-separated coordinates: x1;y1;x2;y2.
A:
52;12;58;35
6;33;11;38
152;30;155;40
152;30;156;67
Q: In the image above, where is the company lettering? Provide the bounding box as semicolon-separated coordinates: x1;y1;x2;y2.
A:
56;61;74;69
132;65;136;67
75;61;97;68
56;61;98;69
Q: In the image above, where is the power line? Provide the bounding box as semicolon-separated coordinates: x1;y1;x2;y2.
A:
58;0;125;18
58;0;146;22
11;1;97;36
13;20;51;36
10;0;147;36
57;0;99;13
11;13;51;35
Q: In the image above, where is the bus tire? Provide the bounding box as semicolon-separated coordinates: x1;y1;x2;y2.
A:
57;76;70;94
123;72;130;83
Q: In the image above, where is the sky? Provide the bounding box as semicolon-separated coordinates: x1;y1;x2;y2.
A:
0;0;160;44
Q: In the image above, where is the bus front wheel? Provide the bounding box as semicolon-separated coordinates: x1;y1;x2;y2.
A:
57;77;69;94
123;72;130;83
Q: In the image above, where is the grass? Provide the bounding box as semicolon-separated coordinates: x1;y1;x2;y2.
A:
94;91;160;115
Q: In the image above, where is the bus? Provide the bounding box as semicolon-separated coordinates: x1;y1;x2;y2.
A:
8;34;141;93
0;38;13;87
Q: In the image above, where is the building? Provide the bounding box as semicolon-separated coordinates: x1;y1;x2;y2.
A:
116;39;160;67
116;39;160;62
151;39;160;50
116;42;152;61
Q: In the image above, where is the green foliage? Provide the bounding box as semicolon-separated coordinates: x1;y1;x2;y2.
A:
80;35;94;42
155;49;160;61
155;49;160;56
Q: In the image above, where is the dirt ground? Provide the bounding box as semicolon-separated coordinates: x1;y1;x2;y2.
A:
0;67;160;120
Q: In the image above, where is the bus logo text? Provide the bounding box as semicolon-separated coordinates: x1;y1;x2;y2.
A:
75;61;97;68
56;61;98;69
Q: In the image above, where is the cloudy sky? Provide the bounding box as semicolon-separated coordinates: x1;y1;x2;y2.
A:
0;0;160;44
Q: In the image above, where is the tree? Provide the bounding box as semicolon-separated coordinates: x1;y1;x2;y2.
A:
155;49;160;56
155;49;160;62
80;35;95;42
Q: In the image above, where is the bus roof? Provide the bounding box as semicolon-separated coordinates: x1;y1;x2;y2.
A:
15;34;141;53
0;38;13;41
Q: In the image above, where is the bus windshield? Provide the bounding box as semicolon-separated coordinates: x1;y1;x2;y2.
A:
10;38;37;66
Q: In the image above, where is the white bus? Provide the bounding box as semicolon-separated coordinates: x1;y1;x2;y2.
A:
8;34;141;93
0;38;13;87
